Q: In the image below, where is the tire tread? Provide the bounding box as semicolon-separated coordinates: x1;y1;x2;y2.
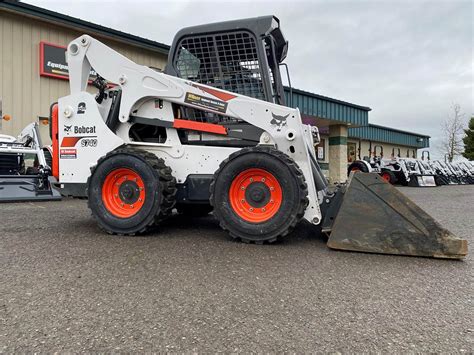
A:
210;146;308;244
87;146;176;235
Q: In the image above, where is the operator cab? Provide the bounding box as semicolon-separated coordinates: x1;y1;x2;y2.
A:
166;15;289;105
159;16;291;147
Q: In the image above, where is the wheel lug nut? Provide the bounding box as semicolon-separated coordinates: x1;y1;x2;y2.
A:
241;199;245;203
262;207;266;212
138;198;142;202
121;203;124;207
249;178;254;182
115;194;118;197
249;207;254;212
262;178;266;182
270;199;274;203
241;186;245;190
270;187;274;191
130;205;134;208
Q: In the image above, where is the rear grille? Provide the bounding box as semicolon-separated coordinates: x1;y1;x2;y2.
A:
0;153;23;174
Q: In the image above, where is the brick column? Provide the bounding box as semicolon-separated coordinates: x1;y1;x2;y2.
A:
329;124;348;183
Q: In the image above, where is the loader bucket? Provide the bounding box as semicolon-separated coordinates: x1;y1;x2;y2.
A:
326;173;468;259
408;175;437;187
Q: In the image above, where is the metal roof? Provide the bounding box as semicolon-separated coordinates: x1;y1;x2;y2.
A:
284;87;370;127
349;124;430;148
0;0;170;54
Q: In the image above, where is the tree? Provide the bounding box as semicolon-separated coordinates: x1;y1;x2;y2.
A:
462;116;474;160
441;103;465;162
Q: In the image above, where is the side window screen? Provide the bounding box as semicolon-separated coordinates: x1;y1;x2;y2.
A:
176;48;201;80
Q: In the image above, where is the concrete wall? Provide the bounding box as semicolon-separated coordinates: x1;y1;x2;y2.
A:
0;11;168;143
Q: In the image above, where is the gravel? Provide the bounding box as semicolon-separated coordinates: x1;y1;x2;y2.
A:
0;185;472;352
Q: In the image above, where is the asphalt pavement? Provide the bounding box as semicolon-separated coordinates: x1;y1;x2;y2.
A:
0;185;473;352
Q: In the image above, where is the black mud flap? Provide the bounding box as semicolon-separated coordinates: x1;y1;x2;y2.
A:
408;174;437;187
326;173;468;259
0;175;61;202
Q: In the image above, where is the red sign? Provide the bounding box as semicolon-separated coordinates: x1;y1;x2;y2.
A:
39;41;97;80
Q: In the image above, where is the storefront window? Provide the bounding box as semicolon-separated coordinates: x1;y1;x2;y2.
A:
347;142;357;162
315;138;325;161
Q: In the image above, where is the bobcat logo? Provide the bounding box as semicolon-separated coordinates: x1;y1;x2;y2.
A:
270;113;289;131
64;125;72;133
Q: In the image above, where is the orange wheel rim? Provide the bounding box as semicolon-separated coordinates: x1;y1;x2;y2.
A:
102;168;146;218
229;168;282;223
352;168;361;173
381;172;391;182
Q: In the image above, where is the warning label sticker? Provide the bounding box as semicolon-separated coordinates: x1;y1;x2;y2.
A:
184;92;227;113
60;148;77;159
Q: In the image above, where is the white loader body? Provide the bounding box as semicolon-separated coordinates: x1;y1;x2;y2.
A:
56;35;322;224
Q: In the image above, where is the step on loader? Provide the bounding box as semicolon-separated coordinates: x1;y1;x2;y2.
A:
49;16;467;259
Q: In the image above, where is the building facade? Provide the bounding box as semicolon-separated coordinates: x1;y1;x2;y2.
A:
0;1;169;142
0;1;430;183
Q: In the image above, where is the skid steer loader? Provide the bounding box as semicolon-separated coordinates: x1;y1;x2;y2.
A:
347;145;398;184
50;16;467;258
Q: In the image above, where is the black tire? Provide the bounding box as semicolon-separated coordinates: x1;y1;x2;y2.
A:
396;172;409;186
380;169;397;184
347;161;369;176
43;148;53;169
210;146;308;244
87;147;176;235
176;203;213;217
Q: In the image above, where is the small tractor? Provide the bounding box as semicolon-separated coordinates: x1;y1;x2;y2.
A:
347;145;385;179
457;162;474;184
429;160;452;185
398;157;436;187
0;116;61;202
449;162;471;184
48;16;467;258
347;145;400;185
348;144;437;187
434;160;463;185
